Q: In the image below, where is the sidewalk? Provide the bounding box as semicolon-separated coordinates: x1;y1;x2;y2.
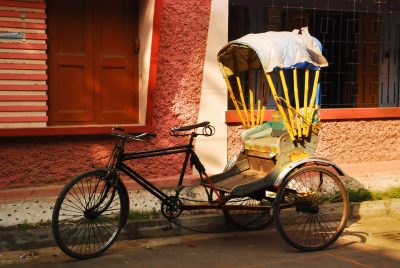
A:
2;160;400;227
0;178;203;227
1;199;399;252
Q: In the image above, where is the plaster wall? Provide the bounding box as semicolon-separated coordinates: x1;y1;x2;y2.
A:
0;0;212;190
228;120;400;164
316;120;400;163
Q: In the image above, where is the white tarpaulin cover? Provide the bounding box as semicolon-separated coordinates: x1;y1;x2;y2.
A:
217;27;328;76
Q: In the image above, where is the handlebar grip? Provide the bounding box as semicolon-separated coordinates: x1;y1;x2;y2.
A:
129;132;157;140
172;121;210;132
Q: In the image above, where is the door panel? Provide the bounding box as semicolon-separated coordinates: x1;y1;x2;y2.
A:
94;0;138;123
48;0;94;122
99;67;129;115
48;0;138;125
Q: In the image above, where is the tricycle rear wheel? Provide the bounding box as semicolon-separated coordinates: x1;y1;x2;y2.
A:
223;196;273;231
273;166;349;251
209;190;273;231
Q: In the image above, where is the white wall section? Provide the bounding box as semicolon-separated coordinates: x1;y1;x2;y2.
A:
195;0;229;174
138;0;155;125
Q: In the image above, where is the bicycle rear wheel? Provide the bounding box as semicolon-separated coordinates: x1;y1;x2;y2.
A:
273;166;349;251
52;170;128;259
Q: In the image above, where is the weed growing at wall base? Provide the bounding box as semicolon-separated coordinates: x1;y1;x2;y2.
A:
128;209;161;220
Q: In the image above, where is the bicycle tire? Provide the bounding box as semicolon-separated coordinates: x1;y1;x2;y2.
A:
273;166;349;251
210;190;273;231
52;169;129;259
223;196;273;231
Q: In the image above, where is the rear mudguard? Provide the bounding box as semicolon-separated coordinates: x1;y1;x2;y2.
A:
273;156;345;187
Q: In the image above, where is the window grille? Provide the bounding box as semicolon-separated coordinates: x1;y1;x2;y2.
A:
229;0;400;108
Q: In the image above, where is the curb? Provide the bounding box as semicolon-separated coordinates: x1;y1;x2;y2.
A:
0;199;399;252
0;214;232;252
350;199;400;218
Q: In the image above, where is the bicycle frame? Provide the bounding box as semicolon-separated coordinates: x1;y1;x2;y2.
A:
107;129;274;213
114;134;197;204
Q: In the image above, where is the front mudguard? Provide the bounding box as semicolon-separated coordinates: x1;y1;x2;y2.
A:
97;168;130;227
118;179;130;227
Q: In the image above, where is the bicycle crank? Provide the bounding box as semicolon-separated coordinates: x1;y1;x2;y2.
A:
161;196;183;220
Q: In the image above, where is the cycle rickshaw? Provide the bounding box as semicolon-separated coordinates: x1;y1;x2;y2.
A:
52;28;350;259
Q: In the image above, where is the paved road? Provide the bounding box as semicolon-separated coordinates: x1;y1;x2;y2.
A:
1;216;399;267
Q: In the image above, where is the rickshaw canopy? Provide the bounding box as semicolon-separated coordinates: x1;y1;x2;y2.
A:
217;28;328;76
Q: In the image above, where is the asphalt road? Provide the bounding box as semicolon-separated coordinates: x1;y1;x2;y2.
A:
1;216;399;268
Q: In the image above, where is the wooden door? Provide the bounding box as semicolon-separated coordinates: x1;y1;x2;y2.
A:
48;0;138;125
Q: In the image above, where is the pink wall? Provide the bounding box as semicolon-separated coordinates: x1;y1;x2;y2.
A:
316;120;400;163
227;119;400;164
0;0;212;190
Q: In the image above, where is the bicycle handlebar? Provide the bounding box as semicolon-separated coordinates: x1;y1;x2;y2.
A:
111;121;214;141
111;127;156;142
171;121;210;132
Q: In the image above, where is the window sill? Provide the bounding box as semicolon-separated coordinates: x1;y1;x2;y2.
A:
225;107;400;124
0;124;155;137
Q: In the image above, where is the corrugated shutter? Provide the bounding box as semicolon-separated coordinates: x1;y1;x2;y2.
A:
0;0;47;128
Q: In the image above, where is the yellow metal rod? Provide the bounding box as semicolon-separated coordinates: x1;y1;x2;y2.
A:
256;72;263;125
249;89;255;127
279;70;297;137
249;71;255;127
306;70;320;135
224;76;248;128
236;76;249;126
293;68;302;139
266;73;295;141
303;69;310;136
262;74;269;125
260;106;265;125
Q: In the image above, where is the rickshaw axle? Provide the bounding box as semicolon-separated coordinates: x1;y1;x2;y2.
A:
296;201;319;214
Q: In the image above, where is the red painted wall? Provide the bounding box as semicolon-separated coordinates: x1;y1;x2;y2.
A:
0;0;212;190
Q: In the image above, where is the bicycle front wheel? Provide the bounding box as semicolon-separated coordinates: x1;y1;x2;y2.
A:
274;166;349;251
52;170;129;259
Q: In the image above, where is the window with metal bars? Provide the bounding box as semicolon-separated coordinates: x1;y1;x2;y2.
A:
229;0;400;108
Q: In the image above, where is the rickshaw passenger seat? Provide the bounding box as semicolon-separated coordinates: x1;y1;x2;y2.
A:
270;109;288;137
241;110;286;154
